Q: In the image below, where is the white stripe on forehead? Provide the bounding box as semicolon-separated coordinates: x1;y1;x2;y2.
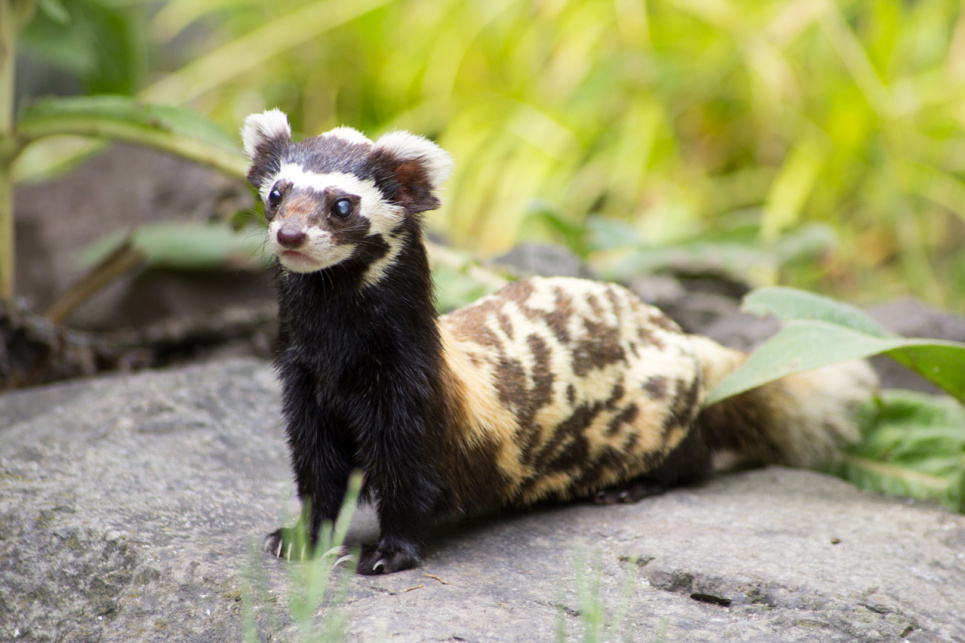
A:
263;163;403;235
261;164;374;201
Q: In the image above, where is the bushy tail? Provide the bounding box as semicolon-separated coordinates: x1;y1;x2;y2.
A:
688;335;879;470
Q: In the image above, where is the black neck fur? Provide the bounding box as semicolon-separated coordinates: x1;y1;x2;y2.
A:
274;217;441;374
273;214;450;526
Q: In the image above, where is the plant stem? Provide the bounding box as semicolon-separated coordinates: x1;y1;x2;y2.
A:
0;0;35;301
0;157;12;302
0;0;19;301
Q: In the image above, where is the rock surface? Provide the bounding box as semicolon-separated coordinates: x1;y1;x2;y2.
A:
1;359;963;642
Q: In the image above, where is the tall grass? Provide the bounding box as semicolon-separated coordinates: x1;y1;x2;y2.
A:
132;0;965;309
13;0;965;309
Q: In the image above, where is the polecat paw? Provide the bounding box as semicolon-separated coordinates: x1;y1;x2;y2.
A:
264;528;308;560
355;543;420;575
264;529;359;567
263;527;319;561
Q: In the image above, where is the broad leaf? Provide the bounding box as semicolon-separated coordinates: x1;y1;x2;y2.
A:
742;286;892;339
15;95;248;178
840;390;965;513
77;222;269;271
703;289;965;406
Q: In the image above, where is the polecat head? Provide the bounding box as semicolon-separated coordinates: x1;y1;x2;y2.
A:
241;109;453;280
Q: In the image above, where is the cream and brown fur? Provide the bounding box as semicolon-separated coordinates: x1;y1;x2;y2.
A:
242;110;877;574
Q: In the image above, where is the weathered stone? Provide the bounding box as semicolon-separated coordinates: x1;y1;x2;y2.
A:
1;359;962;642
493;243;593;279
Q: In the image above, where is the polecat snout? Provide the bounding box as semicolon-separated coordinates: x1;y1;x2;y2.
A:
242;110;877;575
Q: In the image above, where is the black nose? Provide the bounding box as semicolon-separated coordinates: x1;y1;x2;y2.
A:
277;227;307;249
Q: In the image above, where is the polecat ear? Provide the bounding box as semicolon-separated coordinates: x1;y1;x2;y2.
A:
241;109;292;190
369;131;454;214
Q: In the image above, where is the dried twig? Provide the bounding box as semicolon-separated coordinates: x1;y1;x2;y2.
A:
44;236;145;325
423;573;450;585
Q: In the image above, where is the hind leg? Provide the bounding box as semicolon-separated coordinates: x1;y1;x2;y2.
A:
594;420;714;505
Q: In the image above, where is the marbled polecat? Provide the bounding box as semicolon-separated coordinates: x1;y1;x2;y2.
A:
241;110;877;575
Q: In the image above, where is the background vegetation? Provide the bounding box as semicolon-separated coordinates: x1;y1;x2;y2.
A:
4;7;964;638
5;0;965;513
12;0;965;311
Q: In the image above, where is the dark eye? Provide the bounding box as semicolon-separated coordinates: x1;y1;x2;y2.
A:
331;198;353;218
267;187;282;208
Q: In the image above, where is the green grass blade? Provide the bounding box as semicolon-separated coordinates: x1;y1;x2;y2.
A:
139;0;393;105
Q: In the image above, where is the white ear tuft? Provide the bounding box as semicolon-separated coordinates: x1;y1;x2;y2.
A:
325;126;373;147
374;131;454;190
241;109;292;159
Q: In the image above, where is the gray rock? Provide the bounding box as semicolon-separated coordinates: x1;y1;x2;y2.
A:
628;274;748;336
13;143;267;330
492;243;593;279
1;359;963;642
0;359;289;642
699;311;782;352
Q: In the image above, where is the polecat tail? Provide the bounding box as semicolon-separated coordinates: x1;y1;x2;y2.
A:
688;335;879;470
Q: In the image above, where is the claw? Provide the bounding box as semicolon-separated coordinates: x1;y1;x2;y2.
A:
323;545;349;558
372;560;385;572
275;539;283;558
334;554;356;567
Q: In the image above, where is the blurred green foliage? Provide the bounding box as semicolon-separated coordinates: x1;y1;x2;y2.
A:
20;0;146;94
17;0;965;310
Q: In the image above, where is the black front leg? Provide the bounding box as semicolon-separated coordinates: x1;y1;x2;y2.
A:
267;361;355;559
354;402;444;575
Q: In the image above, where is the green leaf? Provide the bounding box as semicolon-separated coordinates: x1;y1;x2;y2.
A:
14;95;248;178
76;222;269;272
37;0;70;26
585;216;643;254
742;286;892;338
703;288;965;406
20;0;146;94
840;390;965;513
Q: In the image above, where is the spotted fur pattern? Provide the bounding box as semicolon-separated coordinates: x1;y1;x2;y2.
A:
439;277;705;507
241;111;878;575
